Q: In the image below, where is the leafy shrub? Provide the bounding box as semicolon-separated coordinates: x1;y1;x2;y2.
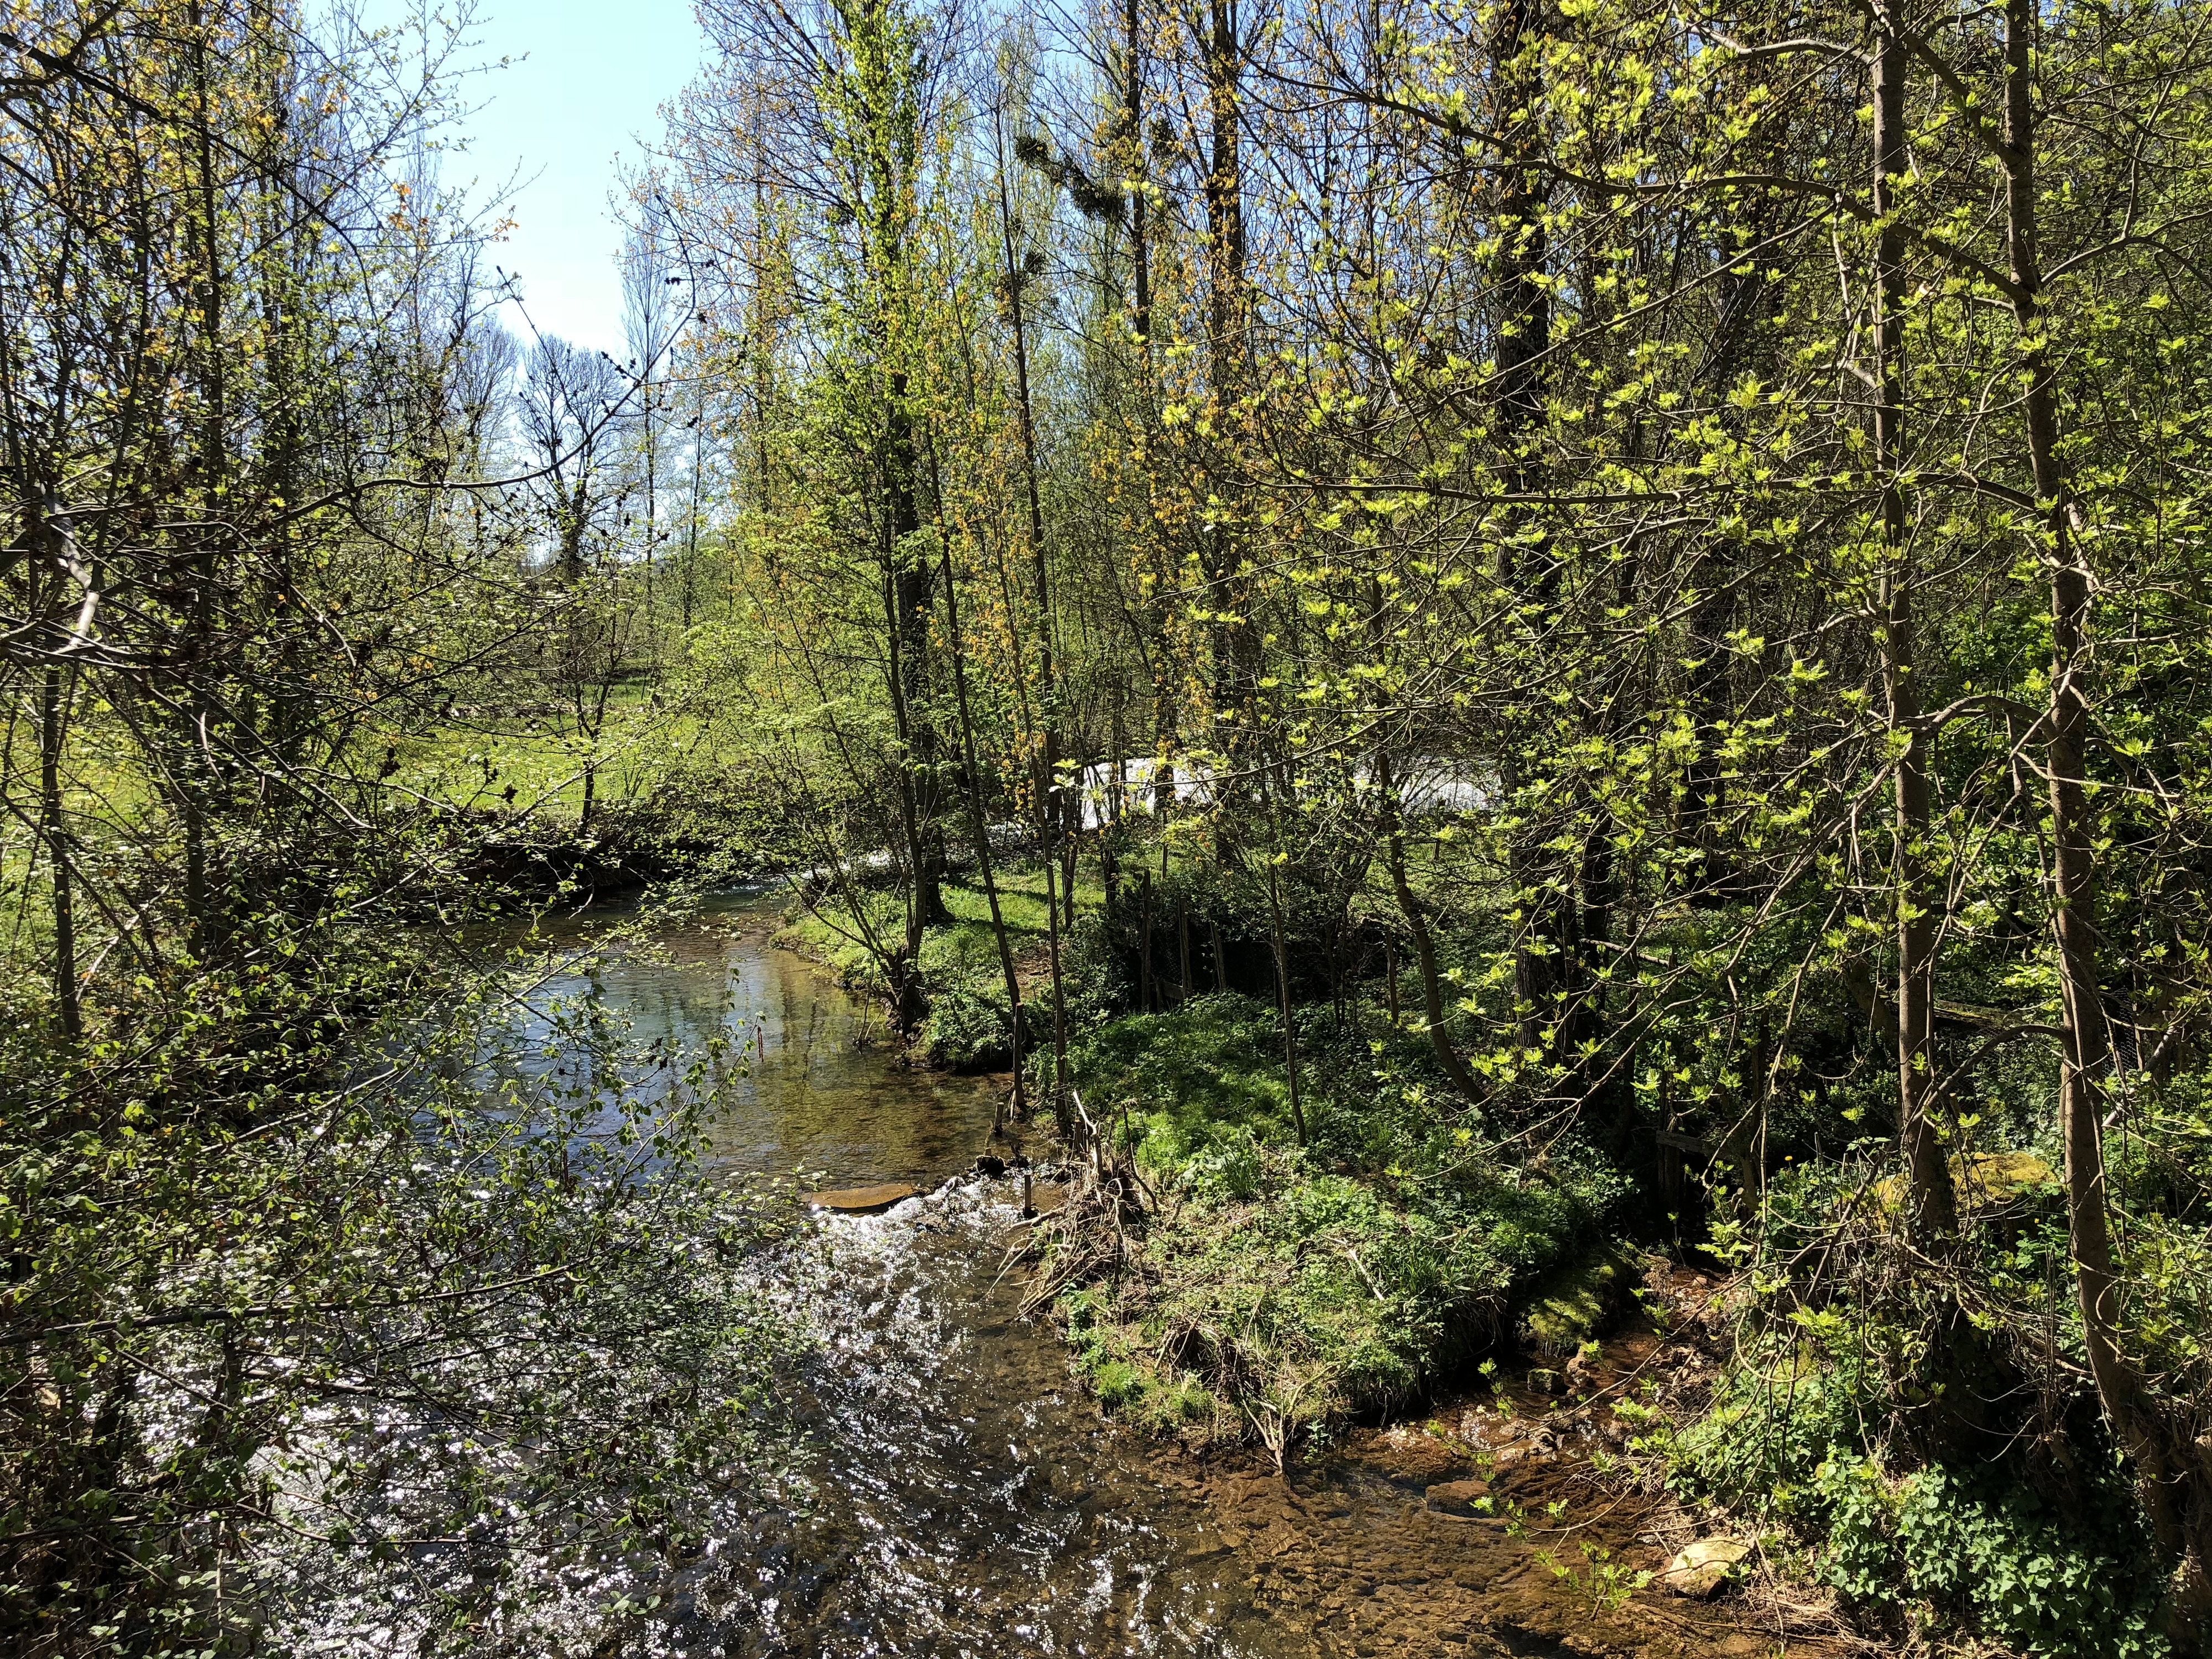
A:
1674;1344;2168;1658
1672;1338;1884;1512
1819;1459;2166;1658
923;982;1014;1071
1181;1123;1264;1201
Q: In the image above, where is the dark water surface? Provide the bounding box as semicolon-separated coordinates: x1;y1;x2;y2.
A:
512;889;1290;1658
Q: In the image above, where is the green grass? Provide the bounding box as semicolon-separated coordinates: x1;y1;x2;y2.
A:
780;865;1104;982
377;681;690;820
1051;995;1627;1449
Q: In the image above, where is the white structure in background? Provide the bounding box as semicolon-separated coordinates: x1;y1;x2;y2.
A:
1070;757;1217;830
1071;755;1494;831
1391;756;1496;817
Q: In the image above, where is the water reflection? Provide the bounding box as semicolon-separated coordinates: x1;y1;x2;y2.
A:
494;886;1292;1657
496;886;1003;1187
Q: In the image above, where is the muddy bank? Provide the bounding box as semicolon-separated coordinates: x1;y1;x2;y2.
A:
650;1174;1802;1659
1136;1268;1848;1659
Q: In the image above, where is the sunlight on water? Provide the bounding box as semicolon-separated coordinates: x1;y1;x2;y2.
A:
492;890;1293;1657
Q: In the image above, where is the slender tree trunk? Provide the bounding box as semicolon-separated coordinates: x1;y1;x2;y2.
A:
1201;0;1257;744
1380;756;1483;1102
1563;828;1614;1087
1118;0;1176;812
1995;0;2193;1587
1674;201;1778;908
879;515;931;1031
1872;0;1958;1241
1491;0;1550;590
1490;0;1559;1052
185;6;227;959
1062;824;1080;930
1125;0;1150;353
683;384;705;633
1265;859;1307;1145
751;127;778;518
1140;872;1156;1011
994;109;1063;889
935;476;1029;1117
643;370;659;670
1178;902;1193;1003
41;662;80;1039
886;395;947;927
1042;836;1074;1142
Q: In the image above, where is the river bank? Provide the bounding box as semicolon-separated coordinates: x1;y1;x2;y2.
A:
764;1177;1829;1659
1156;1271;1849;1659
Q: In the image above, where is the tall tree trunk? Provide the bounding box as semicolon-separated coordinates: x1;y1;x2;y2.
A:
934;458;1030;1118
994;107;1065;921
752;150;778;518
867;40;946;930
1119;0;1176;815
1491;0;1559;1053
1140;872;1156;1011
884;391;948;930
1674;179;1781;909
1872;0;1958;1241
1996;0;2195;1592
879;504;931;1031
1201;0;1257;747
1125;0;1151;353
41;661;80;1039
185;3;227;960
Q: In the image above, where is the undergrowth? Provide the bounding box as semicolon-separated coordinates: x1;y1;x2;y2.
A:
1044;995;1626;1456
1646;1156;2189;1657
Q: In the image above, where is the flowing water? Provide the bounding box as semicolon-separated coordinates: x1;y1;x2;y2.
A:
502;890;1739;1659
511;889;1290;1657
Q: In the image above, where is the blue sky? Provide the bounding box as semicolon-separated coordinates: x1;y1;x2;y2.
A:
385;0;708;354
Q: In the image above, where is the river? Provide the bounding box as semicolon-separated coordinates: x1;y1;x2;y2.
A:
499;889;1759;1659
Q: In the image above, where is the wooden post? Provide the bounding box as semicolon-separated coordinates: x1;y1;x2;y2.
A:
1140;872;1155;1011
1178;903;1193;1005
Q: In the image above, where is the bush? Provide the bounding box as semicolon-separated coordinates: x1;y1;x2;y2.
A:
1672;1338;1883;1512
1820;1459;2166;1658
1673;1344;2169;1658
923;982;1014;1071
